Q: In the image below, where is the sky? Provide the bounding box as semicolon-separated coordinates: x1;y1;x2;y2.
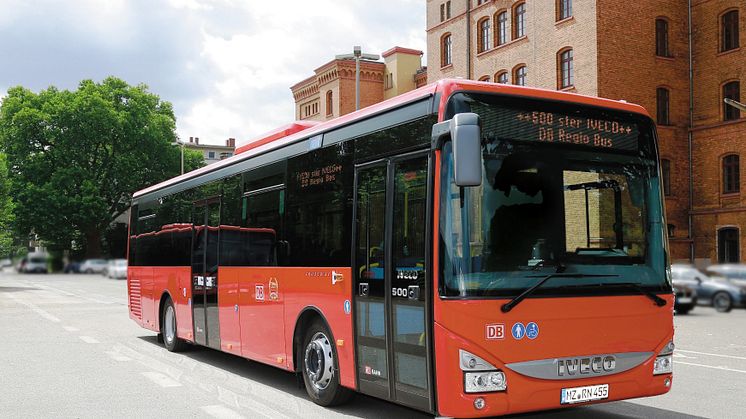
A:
0;0;426;146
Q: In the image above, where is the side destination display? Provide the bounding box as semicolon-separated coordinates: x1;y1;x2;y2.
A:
476;104;640;152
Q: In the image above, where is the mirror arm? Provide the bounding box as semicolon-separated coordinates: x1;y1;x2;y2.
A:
431;120;452;149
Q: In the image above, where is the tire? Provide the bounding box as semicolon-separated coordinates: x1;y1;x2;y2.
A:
85;269;93;274
301;319;353;406
676;307;691;315
712;292;733;313
162;298;188;352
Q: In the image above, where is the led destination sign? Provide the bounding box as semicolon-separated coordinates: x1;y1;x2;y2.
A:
480;105;640;152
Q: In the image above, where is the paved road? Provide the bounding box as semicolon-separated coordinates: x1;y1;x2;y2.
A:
0;272;742;418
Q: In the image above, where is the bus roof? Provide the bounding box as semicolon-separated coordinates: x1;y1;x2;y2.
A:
133;79;650;199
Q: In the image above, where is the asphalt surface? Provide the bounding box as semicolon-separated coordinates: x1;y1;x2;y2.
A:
1;271;743;418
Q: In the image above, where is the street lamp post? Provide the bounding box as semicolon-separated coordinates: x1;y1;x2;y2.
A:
171;139;184;175
724;97;746;113
335;46;380;111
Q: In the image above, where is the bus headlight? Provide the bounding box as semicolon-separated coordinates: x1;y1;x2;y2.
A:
465;371;507;393
653;355;673;375
460;349;507;393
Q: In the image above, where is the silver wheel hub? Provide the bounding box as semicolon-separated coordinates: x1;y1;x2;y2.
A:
165;305;176;345
304;332;334;391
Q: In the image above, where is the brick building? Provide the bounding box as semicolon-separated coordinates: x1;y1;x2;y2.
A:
290;47;427;122
426;0;746;265
184;137;236;165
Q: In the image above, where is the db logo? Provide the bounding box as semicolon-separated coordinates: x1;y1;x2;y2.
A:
486;323;505;340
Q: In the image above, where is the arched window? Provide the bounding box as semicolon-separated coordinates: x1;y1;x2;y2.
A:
513;65;527;86
513;2;526;39
441;33;452;67
495;71;509;84
723;81;741;121
478;75;490;82
478;17;491;53
326;90;333;117
718;227;740;263
656;87;670;125
656;18;671;57
557;0;572;21
723;154;740;194
721;10;740;52
495;11;508;46
558;48;573;89
661;159;671;196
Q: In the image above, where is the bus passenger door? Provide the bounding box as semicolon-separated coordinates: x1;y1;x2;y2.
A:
192;199;221;350
354;153;432;412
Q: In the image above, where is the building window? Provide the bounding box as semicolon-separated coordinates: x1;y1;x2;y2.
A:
446;1;451;19
723;81;741;121
558;48;573;89
662;159;671;196
513;65;527;86
495;11;508;46
478;17;491;52
723;154;740;194
326;91;333;116
667;224;676;238
557;0;572;21
478;75;490;82
477;0;488;5
656;87;670;125
718;228;740;263
441;33;452;67
440;3;445;22
496;71;508;84
656;18;671;57
721;10;739;52
207;151;215;159
513;2;526;39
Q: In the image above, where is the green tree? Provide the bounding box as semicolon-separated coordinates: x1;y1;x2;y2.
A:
0;153;14;256
0;77;203;257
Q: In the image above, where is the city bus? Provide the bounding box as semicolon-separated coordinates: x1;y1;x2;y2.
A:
127;79;674;417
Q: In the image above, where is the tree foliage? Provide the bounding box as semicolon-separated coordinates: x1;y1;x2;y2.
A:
0;153;14;255
0;77;202;256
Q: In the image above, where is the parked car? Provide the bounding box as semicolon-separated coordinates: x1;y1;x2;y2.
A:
106;259;127;279
704;264;746;289
0;258;12;268
672;264;744;312
63;261;81;273
79;259;108;274
672;281;697;314
20;253;48;274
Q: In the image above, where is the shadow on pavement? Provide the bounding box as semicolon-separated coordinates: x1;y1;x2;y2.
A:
0;286;39;293
137;335;696;419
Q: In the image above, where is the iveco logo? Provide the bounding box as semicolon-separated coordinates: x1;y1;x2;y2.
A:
558;355;616;376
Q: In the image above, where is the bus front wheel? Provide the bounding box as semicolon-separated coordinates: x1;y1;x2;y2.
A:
162;298;188;352
301;319;352;406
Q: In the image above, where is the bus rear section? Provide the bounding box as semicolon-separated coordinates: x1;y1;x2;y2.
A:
428;89;673;417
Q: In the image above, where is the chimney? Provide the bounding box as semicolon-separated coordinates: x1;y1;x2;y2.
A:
195;137;199;145
189;136;194;143
227;138;235;148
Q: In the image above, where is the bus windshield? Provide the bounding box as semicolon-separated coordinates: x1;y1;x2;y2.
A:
439;93;669;298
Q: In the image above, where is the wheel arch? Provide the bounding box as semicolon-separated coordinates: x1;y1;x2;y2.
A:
292;306;337;373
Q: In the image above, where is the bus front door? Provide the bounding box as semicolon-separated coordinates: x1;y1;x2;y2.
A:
354;153;432;412
192;199;221;350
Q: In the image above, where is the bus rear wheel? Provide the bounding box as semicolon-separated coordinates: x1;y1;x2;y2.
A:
301;319;352;406
162;298;188;352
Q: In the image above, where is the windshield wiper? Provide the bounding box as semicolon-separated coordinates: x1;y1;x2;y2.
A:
501;268;619;313
556;282;667;307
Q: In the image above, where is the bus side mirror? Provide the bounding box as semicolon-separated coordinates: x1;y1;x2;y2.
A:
451;113;482;187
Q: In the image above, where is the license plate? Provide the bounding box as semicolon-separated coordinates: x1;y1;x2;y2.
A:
561;384;609;404
677;297;692;304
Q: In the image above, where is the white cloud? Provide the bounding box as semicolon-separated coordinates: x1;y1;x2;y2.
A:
0;0;427;145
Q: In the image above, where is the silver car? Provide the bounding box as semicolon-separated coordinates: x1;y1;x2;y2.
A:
675;264;746;312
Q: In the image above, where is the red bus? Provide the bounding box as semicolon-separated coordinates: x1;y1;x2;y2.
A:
128;79;674;417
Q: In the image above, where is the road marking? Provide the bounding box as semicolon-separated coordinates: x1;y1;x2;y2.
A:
63;326;79;332
676;361;746;374
6;293;61;322
200;405;247;419
677;349;746;361
79;336;100;344
104;351;132;362
141;371;182;388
